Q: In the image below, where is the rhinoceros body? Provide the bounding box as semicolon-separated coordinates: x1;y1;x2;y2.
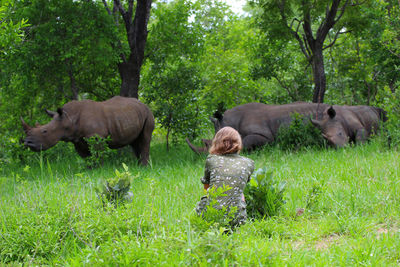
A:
21;96;154;165
187;102;329;152
311;105;387;147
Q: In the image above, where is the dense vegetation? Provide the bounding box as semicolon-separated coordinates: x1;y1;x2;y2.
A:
1;0;400;264
1;0;400;158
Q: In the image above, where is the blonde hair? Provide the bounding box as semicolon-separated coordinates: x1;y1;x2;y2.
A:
209;126;242;155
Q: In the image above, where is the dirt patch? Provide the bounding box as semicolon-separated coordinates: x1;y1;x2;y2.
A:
375;224;398;239
314;234;341;250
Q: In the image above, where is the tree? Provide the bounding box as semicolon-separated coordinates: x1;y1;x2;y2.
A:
2;0;119;104
200;17;270;109
142;0;205;150
253;0;367;103
102;0;152;98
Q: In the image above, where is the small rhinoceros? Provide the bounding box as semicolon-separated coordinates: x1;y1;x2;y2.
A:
21;96;154;165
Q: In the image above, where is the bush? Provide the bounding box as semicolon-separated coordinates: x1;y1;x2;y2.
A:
275;112;326;150
96;163;134;207
376;84;400;147
191;185;237;232
244;167;286;220
84;135;117;168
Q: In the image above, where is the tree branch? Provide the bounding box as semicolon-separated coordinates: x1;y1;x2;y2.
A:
323;28;349;50
272;74;296;101
317;0;349;42
102;0;112;15
301;0;314;50
278;0;311;61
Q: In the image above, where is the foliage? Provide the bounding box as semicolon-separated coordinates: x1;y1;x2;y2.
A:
244;167;286;219
191;185;237;232
250;0;376;103
304;182;326;213
83;135;117;168
1;0;119;124
0;0;29;55
198;14;269;110
143;0;207;148
96;163;134;207
275;113;326;150
376;84;400;147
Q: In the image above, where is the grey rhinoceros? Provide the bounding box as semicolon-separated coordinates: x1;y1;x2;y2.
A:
311;105;387;147
21;96;155;165
186;102;329;153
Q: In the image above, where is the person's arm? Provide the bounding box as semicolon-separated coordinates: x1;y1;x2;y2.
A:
247;159;255;182
201;157;211;191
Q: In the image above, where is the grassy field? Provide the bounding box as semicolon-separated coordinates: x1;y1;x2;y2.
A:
1;140;400;266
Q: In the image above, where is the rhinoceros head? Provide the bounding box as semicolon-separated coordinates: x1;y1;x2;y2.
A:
311;106;349;147
21;108;75;151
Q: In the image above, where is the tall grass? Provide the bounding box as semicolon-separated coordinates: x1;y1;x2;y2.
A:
1;139;399;265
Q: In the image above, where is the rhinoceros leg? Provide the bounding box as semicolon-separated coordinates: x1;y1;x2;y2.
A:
242;134;272;151
73;139;91;157
131;120;153;166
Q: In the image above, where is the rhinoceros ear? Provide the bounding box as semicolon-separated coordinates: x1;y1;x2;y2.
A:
57;108;63;117
327;106;336;119
45;109;57;118
213;110;223;121
20;117;32;133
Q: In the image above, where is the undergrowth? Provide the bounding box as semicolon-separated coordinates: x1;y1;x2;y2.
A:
0;140;399;265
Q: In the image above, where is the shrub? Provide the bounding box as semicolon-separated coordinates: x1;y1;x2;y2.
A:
96;163;134;207
84;135;117;168
275;112;326;150
244;167;286;220
191;185;237;232
376;84;400;147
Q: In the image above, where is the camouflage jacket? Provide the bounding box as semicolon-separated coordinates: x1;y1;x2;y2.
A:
200;153;254;210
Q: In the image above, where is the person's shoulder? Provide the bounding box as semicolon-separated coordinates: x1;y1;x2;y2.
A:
239;155;255;165
206;154;218;160
238;154;253;162
206;154;220;163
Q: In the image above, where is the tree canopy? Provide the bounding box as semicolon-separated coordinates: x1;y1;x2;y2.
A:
0;0;399;157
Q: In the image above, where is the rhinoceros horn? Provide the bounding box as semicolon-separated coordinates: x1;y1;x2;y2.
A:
20;117;32;133
45;109;57;118
186;138;212;154
310;118;321;128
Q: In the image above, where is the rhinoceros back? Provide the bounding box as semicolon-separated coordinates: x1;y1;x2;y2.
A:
103;97;153;146
63;96;154;147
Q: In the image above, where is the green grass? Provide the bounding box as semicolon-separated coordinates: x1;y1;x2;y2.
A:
1;140;400;266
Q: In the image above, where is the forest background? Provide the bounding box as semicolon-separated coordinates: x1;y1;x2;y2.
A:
1;0;400;163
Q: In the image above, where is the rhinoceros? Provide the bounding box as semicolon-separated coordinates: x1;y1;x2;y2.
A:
311;105;387;147
21;96;155;165
186;102;330;153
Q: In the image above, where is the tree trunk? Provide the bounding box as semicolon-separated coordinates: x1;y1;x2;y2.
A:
104;0;152;99
66;58;79;100
118;59;140;98
311;48;326;103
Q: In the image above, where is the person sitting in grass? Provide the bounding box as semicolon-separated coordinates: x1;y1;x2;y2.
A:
196;126;255;227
